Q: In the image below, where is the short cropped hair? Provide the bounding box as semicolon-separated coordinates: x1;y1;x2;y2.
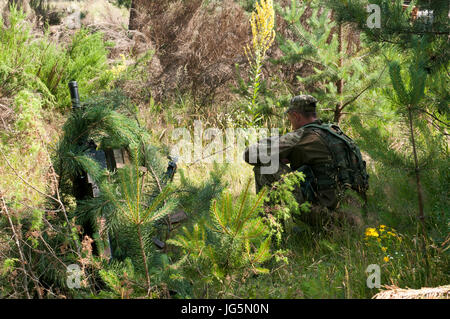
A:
290;109;317;118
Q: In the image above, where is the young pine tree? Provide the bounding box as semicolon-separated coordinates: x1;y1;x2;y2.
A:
276;0;386;123
56;91;179;295
168;179;272;297
385;40;427;233
326;0;449;75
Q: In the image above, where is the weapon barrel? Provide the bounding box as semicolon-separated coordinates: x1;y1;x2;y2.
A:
68;81;81;109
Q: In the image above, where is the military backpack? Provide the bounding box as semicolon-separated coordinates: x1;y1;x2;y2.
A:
303;123;369;197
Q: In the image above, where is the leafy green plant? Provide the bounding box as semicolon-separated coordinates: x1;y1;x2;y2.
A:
47;28;114;108
97;258;137;298
0;7;53;102
103;158;176;293
263;171;311;245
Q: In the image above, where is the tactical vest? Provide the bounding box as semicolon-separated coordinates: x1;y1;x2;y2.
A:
302;123;369;196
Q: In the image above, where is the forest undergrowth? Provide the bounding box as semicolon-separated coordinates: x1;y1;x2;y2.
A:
0;0;448;299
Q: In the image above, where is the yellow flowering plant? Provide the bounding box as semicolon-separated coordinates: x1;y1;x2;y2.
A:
364;225;403;263
110;54;127;79
244;0;276;121
101;53;129;90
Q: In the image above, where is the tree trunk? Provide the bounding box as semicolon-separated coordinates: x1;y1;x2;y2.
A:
137;224;151;294
128;0;138;30
407;106;425;229
407;105;430;284
334;22;344;123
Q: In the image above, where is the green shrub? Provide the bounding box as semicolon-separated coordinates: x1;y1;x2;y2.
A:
36;28;114;108
168;179;272;298
0;8;53;102
0;7;114;108
113;0;132;9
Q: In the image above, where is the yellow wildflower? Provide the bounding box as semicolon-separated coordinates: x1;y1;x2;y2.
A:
244;0;276;111
365;228;379;238
248;0;275;56
383;256;389;262
387;231;396;237
382;247;387;252
110;54;127;78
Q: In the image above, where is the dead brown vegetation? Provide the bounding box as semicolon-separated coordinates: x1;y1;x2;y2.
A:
130;0;251;103
126;0;363;105
0;99;15;132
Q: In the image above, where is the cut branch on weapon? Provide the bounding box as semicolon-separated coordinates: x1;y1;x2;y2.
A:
186;146;232;167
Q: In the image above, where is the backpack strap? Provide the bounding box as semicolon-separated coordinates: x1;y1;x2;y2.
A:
303;123;355;151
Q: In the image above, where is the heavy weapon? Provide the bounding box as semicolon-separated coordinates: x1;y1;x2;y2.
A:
69;81;113;258
68;81;186;255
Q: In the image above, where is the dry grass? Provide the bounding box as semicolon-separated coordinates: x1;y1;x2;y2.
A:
172;1;249;100
0;99;15;132
81;0;128;27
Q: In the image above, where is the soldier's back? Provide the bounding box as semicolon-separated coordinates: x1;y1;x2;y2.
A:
284;120;339;209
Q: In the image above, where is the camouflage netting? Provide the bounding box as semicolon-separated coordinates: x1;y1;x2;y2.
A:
373;285;450;299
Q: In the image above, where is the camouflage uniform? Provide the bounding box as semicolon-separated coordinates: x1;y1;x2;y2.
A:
243;95;339;211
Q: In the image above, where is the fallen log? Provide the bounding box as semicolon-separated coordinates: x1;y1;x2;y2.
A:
373;285;450;299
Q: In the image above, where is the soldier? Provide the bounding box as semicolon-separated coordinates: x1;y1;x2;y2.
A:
244;95;369;227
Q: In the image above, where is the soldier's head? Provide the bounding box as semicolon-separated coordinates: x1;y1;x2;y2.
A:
286;95;317;130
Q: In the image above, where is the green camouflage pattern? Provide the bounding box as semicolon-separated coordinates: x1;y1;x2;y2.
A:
244;119;339;209
286;95;317;113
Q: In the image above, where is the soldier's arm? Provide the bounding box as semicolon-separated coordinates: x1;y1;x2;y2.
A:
243;131;303;166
